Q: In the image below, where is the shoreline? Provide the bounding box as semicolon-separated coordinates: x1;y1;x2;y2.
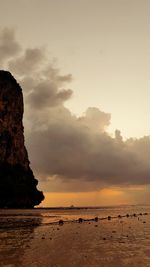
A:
0;211;149;229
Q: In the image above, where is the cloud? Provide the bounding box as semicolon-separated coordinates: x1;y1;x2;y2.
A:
0;28;21;64
26;107;150;189
7;46;73;109
1;28;150;192
9;48;45;75
78;107;111;133
27;72;73;109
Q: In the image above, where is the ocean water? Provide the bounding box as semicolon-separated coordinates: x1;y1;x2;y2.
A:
0;205;149;227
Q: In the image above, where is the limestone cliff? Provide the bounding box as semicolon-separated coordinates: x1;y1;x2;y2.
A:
0;71;44;208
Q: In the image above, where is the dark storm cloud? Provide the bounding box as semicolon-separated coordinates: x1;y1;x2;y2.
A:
1;28;150;190
26;107;150;187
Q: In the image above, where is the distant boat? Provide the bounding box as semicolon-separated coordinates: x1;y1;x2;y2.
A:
70;205;75;209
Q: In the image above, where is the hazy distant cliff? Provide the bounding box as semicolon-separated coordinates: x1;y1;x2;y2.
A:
0;71;44;208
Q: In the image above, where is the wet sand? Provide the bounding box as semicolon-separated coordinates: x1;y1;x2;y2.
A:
0;213;149;267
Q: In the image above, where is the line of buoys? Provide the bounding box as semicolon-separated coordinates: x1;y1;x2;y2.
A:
78;218;83;223
40;212;149;227
94;217;98;222
59;220;64;226
81;212;148;224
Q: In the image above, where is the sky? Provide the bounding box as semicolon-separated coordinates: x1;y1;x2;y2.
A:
0;0;150;206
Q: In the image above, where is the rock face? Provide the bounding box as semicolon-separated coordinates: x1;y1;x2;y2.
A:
0;71;44;208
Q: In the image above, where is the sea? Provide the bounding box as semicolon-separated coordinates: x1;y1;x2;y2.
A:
0;204;149;228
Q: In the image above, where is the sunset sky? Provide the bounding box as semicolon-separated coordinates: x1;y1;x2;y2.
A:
0;0;150;206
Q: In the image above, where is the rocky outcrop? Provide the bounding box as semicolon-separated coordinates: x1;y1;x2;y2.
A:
0;71;44;208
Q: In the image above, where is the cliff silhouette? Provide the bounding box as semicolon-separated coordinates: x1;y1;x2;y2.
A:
0;71;44;208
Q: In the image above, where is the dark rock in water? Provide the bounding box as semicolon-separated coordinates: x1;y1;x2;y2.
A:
59;220;64;226
94;217;98;222
0;71;44;208
78;218;83;223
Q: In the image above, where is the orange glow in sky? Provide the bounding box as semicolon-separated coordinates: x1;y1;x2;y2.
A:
40;188;130;207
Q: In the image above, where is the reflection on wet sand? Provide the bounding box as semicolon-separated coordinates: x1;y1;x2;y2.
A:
22;215;150;267
0;207;150;267
0;215;42;267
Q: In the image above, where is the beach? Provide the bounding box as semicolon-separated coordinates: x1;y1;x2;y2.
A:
0;206;150;267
